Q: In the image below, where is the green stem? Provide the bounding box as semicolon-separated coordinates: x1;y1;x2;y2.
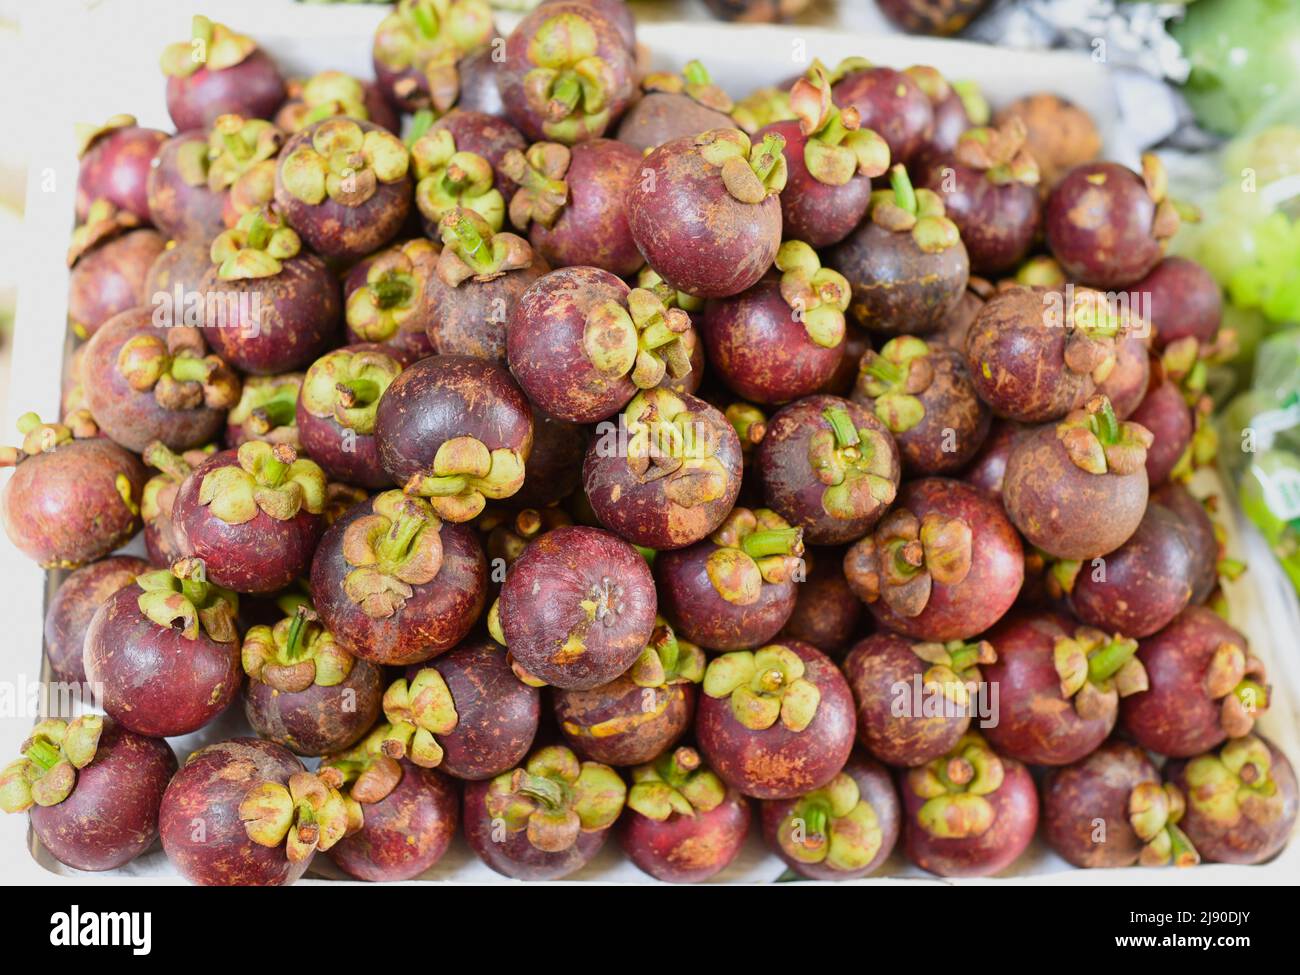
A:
862;356;904;387
25;740;61;770
245;210;271;251
255;397;298;430
169;356;211;383
407;109;436;145
143;442;191;479
947;642;985;673
1092;398;1119;445
549;74;582;116
1087;638;1137;683
751;134;785;182
1234;680;1268;711
513;771;566;810
661;747;699;788
336;379;381;408
283;606;309;661
801;801;829;841
638;319;678;351
259;453;290;488
818;109;849;147
683;60;711;86
371;276;412;309
445;211;490;269
822;407;860;449
377;511;424;565
740;528;801;559
889;163;917;215
412;0;438;39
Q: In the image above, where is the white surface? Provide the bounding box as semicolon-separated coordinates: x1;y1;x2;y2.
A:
2;2;1295;885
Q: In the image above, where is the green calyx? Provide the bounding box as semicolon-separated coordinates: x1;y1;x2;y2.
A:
160;16;257;78
135;558;239;643
141;442;213;524
0;717;103;813
502;142;571;231
696;128;787;204
485;746;626;854
908;733;1003;840
626;618;706;690
1140;152;1182;246
283;71;372;131
705;507;804;606
207;114;284;193
115;328;241;413
953;119;1039;187
380;667;458;768
643;60;733;112
628;747;726;821
436;207;535;286
1015;255;1066;289
1202;641;1269;738
75;113;135;159
67;198;140;266
1183;735;1283;830
403;434;527;522
322;726;406;811
870;164;960;254
808;405;897;522
789;63;890;186
776;240;849;349
913;638;996;710
280;117;410;208
210;207;301;281
227;374;302;446
730;86;795;135
726;402;767;451
346;238;437;341
1053;627;1148;721
4;413;84;465
1062;289;1129;384
622;388;728;508
1056;395;1154;477
243;604;353;691
703;645;821;733
584;287;694;389
199;441;325;525
372;0;493;111
857;336;934;434
636;266;703;314
1129;780;1199;868
410;120;504;231
777;772;883;871
341;490;445;619
521;12;617;144
239;768;352;863
845;507;972;619
301;346;401;436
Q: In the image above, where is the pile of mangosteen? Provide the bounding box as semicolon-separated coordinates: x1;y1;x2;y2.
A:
1;0;1294;885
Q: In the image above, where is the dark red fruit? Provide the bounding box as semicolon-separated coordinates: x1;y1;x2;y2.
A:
297;344;403;490
1046;155;1179;289
845;477;1022;641
67;204;165;339
226;373;302;450
1;716;176;871
993;93;1100;186
758;394;901;545
1152;482;1221;605
84;560;241;737
1003;396;1151;560
159;738;348;886
900;733;1037;877
654;506;803;651
0;414;146;569
75;115;166;223
1165;735;1297;865
408;113;507;238
428;109;529;199
44;556;150;684
1122;607;1269;758
161;16;287;132
455;46;507;117
173;443;326;593
615;61;735;152
512;407;588;507
696;641;855;800
274;70;400;135
140;443;214;567
343;238;439;360
311;489;488;665
144;236;213;308
1043;740;1199;868
627;128;786;299
959;419;1021;500
463;744;626;880
779;548;863;656
830;164;968;335
1095;328;1151;420
146;130;228;242
831;62;933;164
1127;256;1223;352
371;0;495;114
621;747;751;883
877;0;990;36
908;66;981;159
545;0;636;49
982;612;1148;765
497;524;656;689
761;753;900;880
1129;376;1193;486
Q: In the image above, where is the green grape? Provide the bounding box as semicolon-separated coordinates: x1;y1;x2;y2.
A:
1223;124;1300;185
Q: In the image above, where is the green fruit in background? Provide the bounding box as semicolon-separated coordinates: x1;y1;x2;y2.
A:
1238;448;1300;591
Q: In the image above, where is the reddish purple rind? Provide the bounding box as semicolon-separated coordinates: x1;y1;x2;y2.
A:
959;418;1022;501
1046;161;1163;289
499;525;657;689
311;500;487;665
917;153;1041;276
30;718;176;872
144;237;215;307
275;80;400;136
1003;420;1149;561
901;748;1038;877
511;407;588;508
1;437;146;569
844;632;969;767
544;0;637;49
554;679;696;766
778;550;863;656
83;307;227;452
829;218;970;336
621;787;750;883
172;448;324;593
429;110;528;200
463;775;611;880
455;48;508;118
626;133;783;300
992;93;1101;186
44;556;150;684
342;246;439;361
146;131;228;242
696;640;856;800
654;539;796;650
413;639;541;780
1128;378;1192;486
166;49;287;132
1067;502;1194;638
426;258;549;362
816;323;869;397
981;611;1116;766
296;408;388;491
916;87;973;159
760;118;873;248
615;92;735;153
85;584;241;737
77;124;167;223
244;658;384;757
330;762;460;881
760;752;900;881
159;737;308;886
758;394;902;545
69;229;166;337
831;66;933;165
1120;607;1249;758
1165;737;1298;865
703;277;845;406
876;0;989;36
1151;482;1218;605
1041;740;1158;868
1095;332;1151;420
507;266;637;422
1128;257;1223;351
